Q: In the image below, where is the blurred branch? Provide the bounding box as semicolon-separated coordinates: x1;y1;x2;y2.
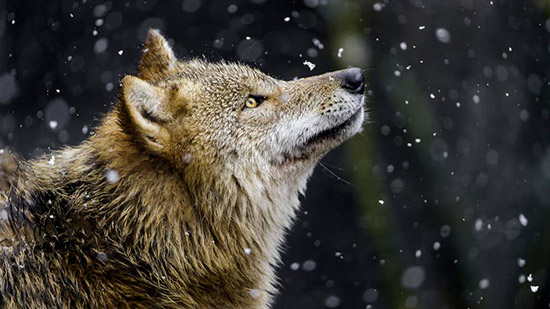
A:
325;1;407;307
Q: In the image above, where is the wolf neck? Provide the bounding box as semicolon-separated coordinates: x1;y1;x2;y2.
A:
90;112;309;248
83;112;313;301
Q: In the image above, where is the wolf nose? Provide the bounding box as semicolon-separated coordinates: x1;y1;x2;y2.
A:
339;68;365;94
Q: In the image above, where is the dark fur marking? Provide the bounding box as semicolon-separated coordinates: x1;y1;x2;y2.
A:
140;108;167;124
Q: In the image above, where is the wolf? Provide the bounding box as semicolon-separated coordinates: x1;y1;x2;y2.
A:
0;29;365;308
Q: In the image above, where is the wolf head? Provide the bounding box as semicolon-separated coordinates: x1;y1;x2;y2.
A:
119;29;365;177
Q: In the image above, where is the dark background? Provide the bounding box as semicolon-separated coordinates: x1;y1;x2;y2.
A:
1;0;549;308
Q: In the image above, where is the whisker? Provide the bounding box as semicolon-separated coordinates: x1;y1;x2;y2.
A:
319;161;345;171
319;162;356;187
353;131;371;147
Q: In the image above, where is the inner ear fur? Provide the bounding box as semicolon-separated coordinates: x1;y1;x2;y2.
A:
139;29;178;82
121;75;172;151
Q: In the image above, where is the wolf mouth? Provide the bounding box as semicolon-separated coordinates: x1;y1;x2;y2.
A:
277;106;363;165
302;106;363;147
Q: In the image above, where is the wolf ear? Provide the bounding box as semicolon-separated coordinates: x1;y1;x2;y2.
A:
121;75;171;151
138;29;178;81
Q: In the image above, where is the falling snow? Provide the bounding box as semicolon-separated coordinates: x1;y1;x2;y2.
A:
1;2;549;308
401;266;425;289
337;47;344;58
435;28;451;43
373;3;385;11
325;295;341;308
302;260;317;272
479;278;490;289
518;214;528;227
249;289;261;298
105;169;120;184
303;60;316;71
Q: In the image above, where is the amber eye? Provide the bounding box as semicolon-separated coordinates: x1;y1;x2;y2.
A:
246;97;259;108
244;95;266;109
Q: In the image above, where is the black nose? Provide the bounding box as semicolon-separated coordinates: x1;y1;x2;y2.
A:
339;68;365;94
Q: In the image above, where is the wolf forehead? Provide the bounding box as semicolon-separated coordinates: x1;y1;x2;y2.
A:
166;60;277;88
180;62;283;106
138;33;277;92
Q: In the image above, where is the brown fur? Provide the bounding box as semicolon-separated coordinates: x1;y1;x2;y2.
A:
0;29;365;308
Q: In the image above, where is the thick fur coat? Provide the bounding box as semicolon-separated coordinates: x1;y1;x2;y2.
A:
0;29;365;308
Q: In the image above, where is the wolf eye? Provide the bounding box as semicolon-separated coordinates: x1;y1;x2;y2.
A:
245;95;266;109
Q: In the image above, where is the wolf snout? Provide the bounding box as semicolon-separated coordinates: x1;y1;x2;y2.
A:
338;68;365;94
